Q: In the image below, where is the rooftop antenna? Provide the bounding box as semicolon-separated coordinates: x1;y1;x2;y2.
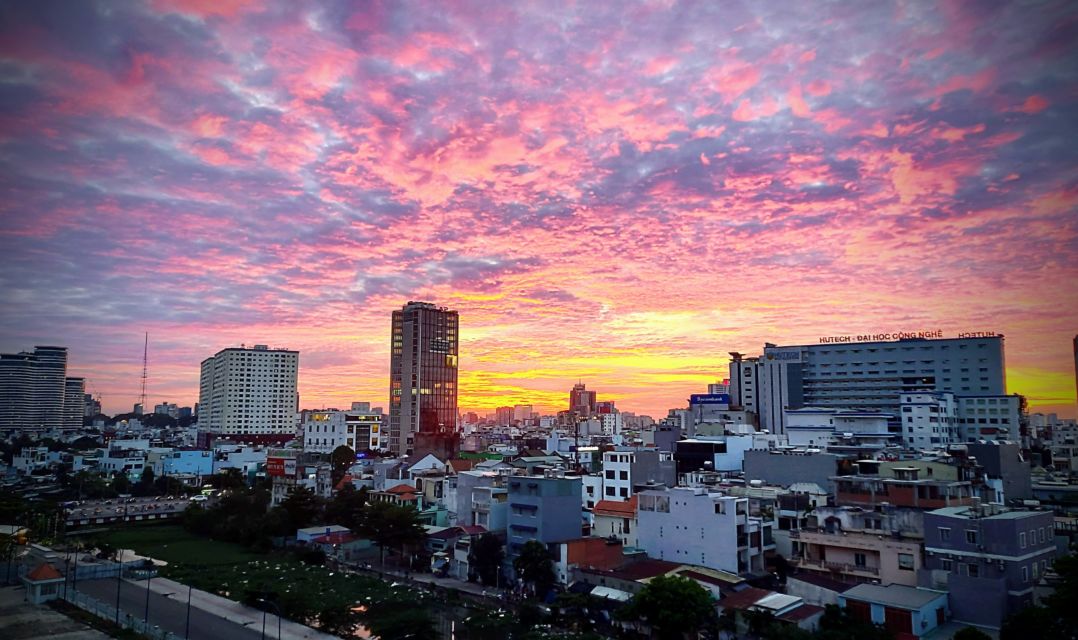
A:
139;332;148;410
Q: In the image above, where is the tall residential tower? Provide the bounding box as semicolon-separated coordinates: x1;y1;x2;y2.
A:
0;346;79;432
388;301;459;457
198;344;299;445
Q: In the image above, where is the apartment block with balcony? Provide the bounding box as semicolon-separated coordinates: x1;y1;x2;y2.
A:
790;505;925;586
920;504;1057;629
833;463;976;510
637;486;774;575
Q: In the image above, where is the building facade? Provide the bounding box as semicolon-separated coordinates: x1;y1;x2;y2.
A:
302;403;384;453
921;505;1057;629
637;486;774;574
0;346;70;433
198;344;299;443
388;301;459;456
738;336;1005;434
506;473;582;558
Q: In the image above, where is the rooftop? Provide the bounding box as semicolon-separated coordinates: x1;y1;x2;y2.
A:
843;583;946;610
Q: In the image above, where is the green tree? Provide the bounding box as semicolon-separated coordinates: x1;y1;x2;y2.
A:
278;487;324;531
1000;554;1078;640
324;484;368;531
469;532;504;586
330;445;356;485
110;473;130;495
359;501;426;566
618;575;715;640
513;540;555;599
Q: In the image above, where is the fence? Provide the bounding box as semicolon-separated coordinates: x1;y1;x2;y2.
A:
62;588;184;640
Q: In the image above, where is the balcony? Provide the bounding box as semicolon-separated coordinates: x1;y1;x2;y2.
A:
472;500;490;512
794;557;880;577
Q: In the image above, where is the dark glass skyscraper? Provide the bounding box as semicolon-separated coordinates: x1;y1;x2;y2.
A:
388;301;459;456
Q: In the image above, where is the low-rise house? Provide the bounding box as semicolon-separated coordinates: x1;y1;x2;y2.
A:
593;496;638;548
839;583;949;638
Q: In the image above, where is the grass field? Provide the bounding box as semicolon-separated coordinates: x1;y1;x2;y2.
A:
98;525;260;566
89;524;432;630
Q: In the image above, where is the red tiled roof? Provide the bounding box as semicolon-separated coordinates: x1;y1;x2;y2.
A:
449;459;477;472
603;558;681;582
387;484;418;494
26;563;63;581
565;537;626;571
718;587;771;610
459;525;487;536
593;495;638;517
334;474;353;491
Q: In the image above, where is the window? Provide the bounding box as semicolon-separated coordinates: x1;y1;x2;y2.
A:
1022;566;1029;583
966;530;978;544
619;471;628;481
605;470;614;480
1039;528;1046;543
941;558;953;572
898;553;914;570
1020;532;1027;548
854;553;867;568
938;527;951;542
967;563;979;578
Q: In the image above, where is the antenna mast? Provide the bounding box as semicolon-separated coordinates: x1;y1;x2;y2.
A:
139;332;148;411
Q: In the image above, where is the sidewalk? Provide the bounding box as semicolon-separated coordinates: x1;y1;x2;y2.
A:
139;576;338;640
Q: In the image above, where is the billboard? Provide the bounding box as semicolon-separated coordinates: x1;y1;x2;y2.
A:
690;393;731;405
266;457;297;477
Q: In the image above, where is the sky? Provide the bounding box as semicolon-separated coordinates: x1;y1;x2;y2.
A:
1;0;1077;419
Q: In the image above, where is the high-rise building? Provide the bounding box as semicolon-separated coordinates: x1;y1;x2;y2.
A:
569;382;596;417
198;344;299;444
83;393;100;418
388;301;459;457
63;377;85;430
734;335;1006;435
1073;334;1077;416
0;346;69;433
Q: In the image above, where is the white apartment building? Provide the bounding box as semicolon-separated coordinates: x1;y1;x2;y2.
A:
785;407;894;448
601;449;676;502
637;487;774;574
302;403;384;453
198;345;298;441
899;392;960;448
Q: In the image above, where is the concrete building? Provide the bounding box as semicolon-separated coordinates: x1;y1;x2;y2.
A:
302;403;384;453
569;382;597;417
791;505;925;586
198;344;299;444
601;448;675;501
506;472;583;559
637;486;774;574
728;352;761;418
741;335;1006;434
744;449;840;490
785;407;895;450
957;394;1024;443
839;584;949;638
593;496;638;548
898;392;959;448
921;504;1057;629
833;464;977;510
63;377;84;430
967;441;1032;503
388;301;459;457
0;346;69;433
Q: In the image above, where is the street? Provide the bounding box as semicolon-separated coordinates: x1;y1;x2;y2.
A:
74;578;277;640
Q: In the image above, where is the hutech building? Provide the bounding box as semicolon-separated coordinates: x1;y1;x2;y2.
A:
730;333;1007;437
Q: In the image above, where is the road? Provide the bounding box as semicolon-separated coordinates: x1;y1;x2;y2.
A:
66;496;195;527
73;578;274;640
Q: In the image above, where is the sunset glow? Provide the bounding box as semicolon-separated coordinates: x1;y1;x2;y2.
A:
1;1;1076;418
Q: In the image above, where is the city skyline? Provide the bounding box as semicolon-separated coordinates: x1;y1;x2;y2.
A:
1;2;1077;418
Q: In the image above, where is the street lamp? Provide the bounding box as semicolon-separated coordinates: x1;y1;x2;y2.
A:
258;598;282;640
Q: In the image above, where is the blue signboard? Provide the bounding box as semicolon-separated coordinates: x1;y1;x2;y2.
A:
690;394;731;405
